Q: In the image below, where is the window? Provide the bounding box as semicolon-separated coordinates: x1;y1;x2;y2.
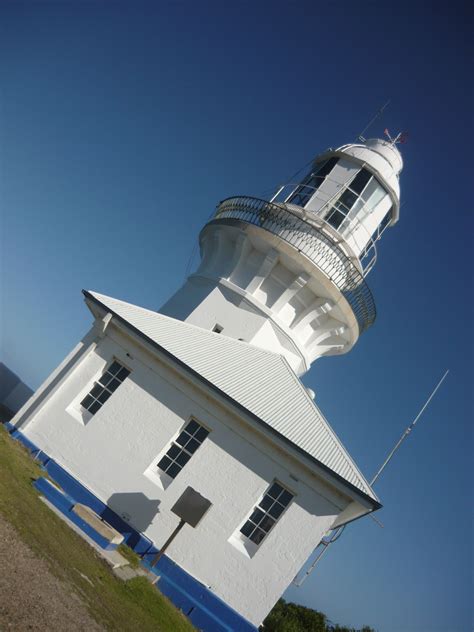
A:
157;419;209;479
288;157;339;207
347;168;372;195
240;482;294;545
325;168;373;230
378;208;392;234
325;205;347;230
361;208;392;261
80;360;130;416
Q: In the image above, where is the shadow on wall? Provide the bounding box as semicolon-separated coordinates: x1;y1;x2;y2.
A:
107;492;161;533
159;275;262;322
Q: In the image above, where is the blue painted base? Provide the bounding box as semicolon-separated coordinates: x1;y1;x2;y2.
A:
33;477;120;550
8;427;258;632
10;428;50;464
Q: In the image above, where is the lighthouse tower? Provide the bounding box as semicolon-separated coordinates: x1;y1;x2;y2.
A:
11;136;403;632
160;138;402;375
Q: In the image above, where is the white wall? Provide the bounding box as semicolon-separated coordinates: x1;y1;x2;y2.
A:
160;224;356;374
20;322;350;626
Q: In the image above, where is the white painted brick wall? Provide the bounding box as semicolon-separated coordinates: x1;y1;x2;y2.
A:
20;324;349;626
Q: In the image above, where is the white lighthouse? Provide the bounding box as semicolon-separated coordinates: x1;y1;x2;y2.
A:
11;137;402;631
160;137;401;374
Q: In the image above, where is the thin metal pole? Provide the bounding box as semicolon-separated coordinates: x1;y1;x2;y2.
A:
293;540;331;586
293;525;346;587
269;185;285;203
151;519;185;567
356;100;391;142
370;370;449;486
293;369;449;587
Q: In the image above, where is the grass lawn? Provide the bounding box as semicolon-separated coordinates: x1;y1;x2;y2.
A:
0;425;195;631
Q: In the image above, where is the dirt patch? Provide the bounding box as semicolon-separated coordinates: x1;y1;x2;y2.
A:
0;514;104;631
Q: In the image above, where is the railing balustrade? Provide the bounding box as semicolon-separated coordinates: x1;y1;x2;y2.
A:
213;196;376;334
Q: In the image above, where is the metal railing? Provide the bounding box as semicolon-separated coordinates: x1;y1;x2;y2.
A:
213;196;376;334
270;180;380;275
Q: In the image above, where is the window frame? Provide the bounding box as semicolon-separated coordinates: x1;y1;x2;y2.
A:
324;168;378;231
236;481;294;552
287;157;339;207
79;359;131;417
156;418;210;481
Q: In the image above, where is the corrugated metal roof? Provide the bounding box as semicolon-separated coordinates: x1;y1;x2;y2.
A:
85;290;379;505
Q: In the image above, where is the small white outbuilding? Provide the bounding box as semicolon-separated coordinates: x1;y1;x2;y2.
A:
12;137;403;631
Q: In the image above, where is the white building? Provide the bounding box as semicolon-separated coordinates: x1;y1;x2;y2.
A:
11;137;403;631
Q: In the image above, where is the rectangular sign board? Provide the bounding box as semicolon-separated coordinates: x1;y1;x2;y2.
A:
171;486;212;528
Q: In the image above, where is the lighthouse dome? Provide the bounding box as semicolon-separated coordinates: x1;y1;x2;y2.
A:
365;138;403;175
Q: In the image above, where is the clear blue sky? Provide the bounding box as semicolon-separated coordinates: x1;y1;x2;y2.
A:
1;2;472;630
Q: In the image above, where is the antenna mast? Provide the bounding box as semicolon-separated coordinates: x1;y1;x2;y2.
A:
293;369;449;587
370;370;449;485
357;100;391;142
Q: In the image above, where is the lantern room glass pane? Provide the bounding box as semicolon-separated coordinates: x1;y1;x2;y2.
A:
287;157;339;207
324;168;390;235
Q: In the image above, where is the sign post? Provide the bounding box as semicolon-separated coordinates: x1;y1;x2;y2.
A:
151;487;212;568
